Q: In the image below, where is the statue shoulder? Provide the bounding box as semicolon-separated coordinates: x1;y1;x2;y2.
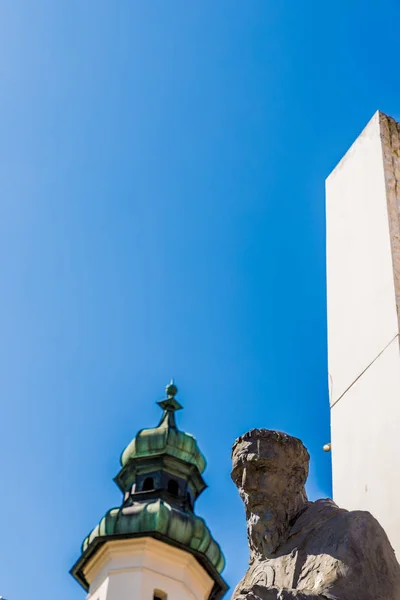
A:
310;501;396;557
345;508;396;553
344;509;400;597
305;498;391;540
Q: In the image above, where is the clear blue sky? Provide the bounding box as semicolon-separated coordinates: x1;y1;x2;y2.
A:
1;1;399;598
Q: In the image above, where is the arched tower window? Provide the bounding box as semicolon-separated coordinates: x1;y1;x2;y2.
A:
142;477;154;491
167;478;179;496
154;590;167;600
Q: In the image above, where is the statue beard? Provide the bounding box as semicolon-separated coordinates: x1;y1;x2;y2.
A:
244;489;307;558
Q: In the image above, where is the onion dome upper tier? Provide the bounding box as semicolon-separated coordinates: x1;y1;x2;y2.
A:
120;381;206;474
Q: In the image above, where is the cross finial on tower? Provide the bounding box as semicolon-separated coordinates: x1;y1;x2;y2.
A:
157;379;183;428
165;378;178;398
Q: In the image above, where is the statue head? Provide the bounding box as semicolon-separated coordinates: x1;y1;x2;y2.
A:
231;429;310;558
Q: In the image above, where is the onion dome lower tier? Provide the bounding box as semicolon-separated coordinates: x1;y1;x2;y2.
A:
81;498;225;574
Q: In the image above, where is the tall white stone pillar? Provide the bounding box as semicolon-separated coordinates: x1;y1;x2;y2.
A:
326;111;400;558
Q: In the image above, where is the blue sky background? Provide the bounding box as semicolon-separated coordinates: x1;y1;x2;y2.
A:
1;1;400;598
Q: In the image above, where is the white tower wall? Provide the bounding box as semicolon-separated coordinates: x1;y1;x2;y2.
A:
326;111;400;558
82;538;215;600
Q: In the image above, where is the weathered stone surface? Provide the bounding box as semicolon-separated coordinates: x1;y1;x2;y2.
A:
231;429;400;600
326;110;400;560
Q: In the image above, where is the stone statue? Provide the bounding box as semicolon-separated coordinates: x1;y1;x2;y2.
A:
231;429;400;600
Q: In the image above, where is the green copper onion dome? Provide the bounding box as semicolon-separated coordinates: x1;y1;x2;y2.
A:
71;381;228;600
81;498;225;574
120;380;206;474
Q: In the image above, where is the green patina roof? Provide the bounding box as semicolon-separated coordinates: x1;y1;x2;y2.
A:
120;382;206;474
82;497;225;574
71;381;228;599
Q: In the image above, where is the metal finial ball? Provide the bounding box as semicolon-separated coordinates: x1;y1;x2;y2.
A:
323;443;332;452
165;380;178;397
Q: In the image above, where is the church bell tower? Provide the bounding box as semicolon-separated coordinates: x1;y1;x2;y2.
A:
71;381;228;600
